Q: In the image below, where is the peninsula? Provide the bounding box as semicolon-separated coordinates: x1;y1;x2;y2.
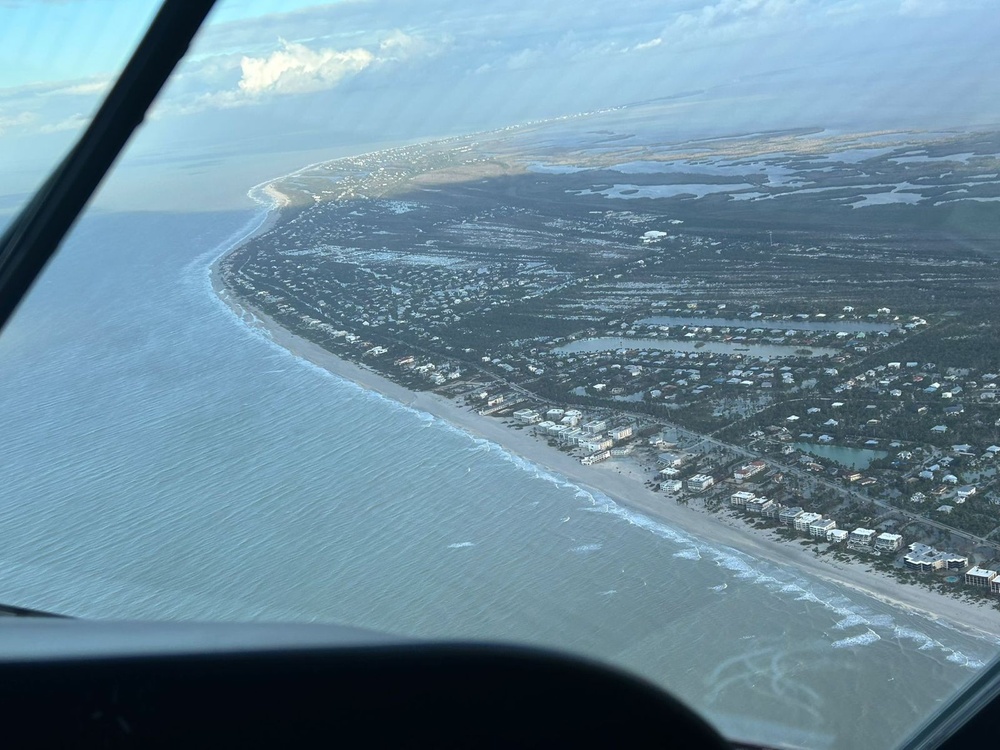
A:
215;107;1000;636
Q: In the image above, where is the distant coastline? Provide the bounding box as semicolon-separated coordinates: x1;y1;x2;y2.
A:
208;194;1000;640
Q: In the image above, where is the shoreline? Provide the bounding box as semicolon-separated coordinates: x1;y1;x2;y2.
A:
209;254;1000;642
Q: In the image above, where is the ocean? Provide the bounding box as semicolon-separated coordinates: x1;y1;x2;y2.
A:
0;205;995;748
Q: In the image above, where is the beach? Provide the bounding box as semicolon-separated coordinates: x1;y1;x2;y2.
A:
210;260;1000;641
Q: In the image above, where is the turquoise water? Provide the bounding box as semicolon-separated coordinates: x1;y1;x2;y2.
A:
0;209;993;748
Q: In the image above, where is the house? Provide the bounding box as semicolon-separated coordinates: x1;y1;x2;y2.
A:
779;507;804;525
609;425;634;443
875;533;903;552
931;425;948;434
957;485;978;501
734;461;767;482
747;497;775;515
965;567;998;587
845;472;863;483
809;518;837;538
658;452;685;468
581;450;611;465
828;529;849;544
848;528;877;550
761;502;783;520
794;512;823;533
910;492;927;503
687;474;715;492
581;438;614;453
513;409;542;424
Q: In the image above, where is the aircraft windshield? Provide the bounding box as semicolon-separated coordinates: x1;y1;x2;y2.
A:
2;2;1000;748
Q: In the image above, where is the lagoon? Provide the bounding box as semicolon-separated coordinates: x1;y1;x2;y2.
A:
794;442;888;470
557;337;837;359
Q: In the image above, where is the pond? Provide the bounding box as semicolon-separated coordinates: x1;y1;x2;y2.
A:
794;442;889;470
556;337;837;359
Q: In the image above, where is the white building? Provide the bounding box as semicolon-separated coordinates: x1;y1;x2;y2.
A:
687;474;715;492
581;450;611;466
733;460;767;482
848;528;877;550
828;529;849;544
730;491;756;507
513;409;541;424
794;512;823;533
581;438;613;453
956;485;977;501
658;452;685;468
965;566;998;587
779;507;804;525
904;543;968;572
809;518;837;538
874;533;903;552
609;425;634;443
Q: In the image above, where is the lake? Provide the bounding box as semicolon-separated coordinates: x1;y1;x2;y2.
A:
557;337;837;359
794;442;889;470
639;315;898;333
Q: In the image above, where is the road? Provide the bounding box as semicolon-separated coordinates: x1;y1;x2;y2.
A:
680;427;1000;553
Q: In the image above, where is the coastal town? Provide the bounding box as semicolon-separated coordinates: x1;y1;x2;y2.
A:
218;121;1000;611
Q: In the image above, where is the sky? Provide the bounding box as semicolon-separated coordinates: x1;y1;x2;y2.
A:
1;0;998;212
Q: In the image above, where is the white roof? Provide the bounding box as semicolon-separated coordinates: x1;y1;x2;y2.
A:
966;566;998;578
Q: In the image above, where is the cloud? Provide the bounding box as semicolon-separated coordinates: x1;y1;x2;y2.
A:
154;29;439;117
668;0;808;34
632;37;663;51
898;0;949;16
56;79;112;97
238;39;375;96
0;110;35;135
38;112;89;134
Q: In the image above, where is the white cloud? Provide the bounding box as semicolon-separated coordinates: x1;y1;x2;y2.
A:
632;37;663;51
238;39;375;96
898;0;950;16
38;112;89;134
669;0;807;33
57;80;112;97
153;30;439;116
0;110;35;135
